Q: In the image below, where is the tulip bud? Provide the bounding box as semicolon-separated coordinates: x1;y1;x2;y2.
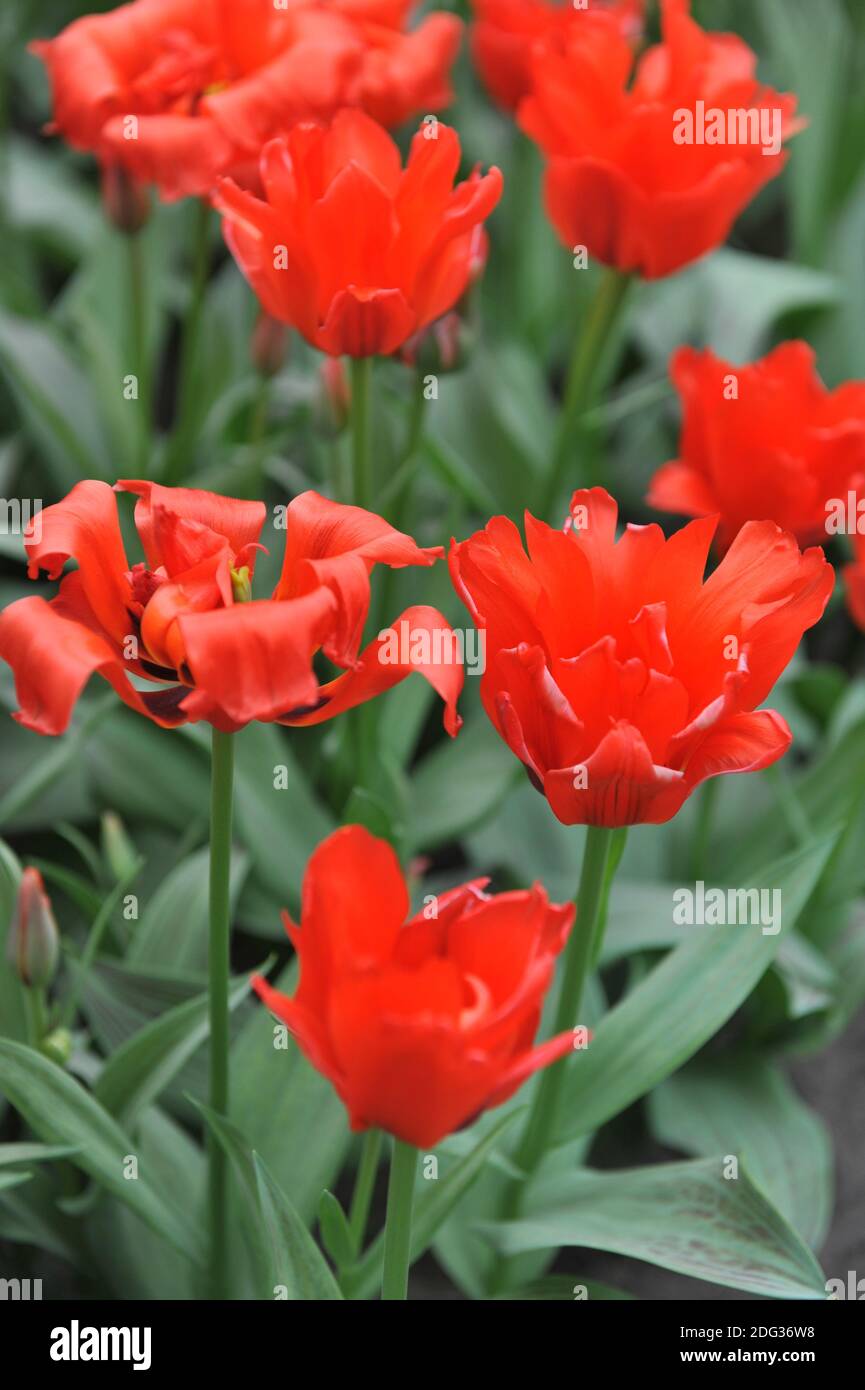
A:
251;313;291;378
101;812;138;883
398;311;472;376
314;357;351;437
41;1027;73;1067
101;163;151;236
7;868;60;990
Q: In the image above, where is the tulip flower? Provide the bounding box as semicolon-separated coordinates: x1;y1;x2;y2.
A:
470;0;644;113
253;825;573;1146
0;480;463;737
253;823;573;1297
519;0;799;280
213;109;503;360
32;0;462;201
450;487;833;829
648;343;865;553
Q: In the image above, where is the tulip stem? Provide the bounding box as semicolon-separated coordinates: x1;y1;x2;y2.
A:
381;1139;418;1301
129;230;152;475
349;356;377;792
348;1129;383;1255
542;268;632;521
350;356;374;510
208;726;235;1300
24;987;48;1050
490;825;615;1294
163;200;212;485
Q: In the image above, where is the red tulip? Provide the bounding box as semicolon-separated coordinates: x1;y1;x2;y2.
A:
450;488;833;828
32;0;462;201
470;0;643;113
0;481;462;736
213;109;503;358
252;825;574;1147
519;0;799;278
648;343;865;553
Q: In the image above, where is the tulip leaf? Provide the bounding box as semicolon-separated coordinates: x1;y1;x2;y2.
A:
556;835;837;1146
479;1157;828;1300
230;960;350;1225
94;968;262;1127
0;837;27;1045
0;1142;78;1166
648;1054;833;1252
193;1100;342;1300
254;1154;343;1301
342;1109;521;1300
0;1039;204;1265
127;845;248;972
406;719;516;853
318;1189;356;1269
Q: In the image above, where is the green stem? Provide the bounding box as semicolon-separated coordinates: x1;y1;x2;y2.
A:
163;200;212;485
24;987;48;1049
381;1139;418;1301
129;230;152;476
245;376;270;499
490;825;616;1292
541;269;632;520
692;779;719;882
349;356;376;794
350;356;374;510
765;762;811;848
348;1129;383;1255
208;726;235;1300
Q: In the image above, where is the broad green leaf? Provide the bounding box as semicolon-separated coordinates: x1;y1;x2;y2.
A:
557;836;837;1145
0;1171;32;1193
127;845;248;972
94;971;258;1127
0;1142;77;1166
649;1055;832;1251
406;720;515;853
88;713;210;833
496;1274;633;1301
230;960;349;1225
0;1039;204;1265
254;1154;343;1301
87;1108;204;1301
232;722;334;911
0;309;111;487
343;1109;521;1300
0;837;27;1043
193;1100;342;1300
480;1158;827;1300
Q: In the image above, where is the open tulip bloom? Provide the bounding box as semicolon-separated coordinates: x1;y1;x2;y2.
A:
212;109;503;359
33;0;463;200
0;480;462;736
450;488;833;829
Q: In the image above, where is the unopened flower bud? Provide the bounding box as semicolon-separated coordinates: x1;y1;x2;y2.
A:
7;868;59;989
399;311;472;376
101;163;151;236
41;1028;73;1067
251;313;291;378
101;812;138;883
314;357;351;437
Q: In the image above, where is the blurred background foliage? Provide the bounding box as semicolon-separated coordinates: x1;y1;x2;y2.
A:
0;0;864;1299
